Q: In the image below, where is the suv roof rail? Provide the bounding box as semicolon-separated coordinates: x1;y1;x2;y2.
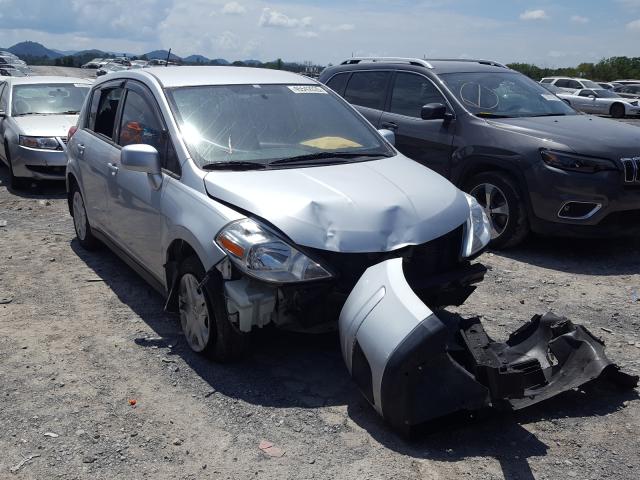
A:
425;58;510;69
340;57;434;69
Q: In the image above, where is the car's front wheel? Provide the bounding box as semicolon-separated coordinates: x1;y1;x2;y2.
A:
466;171;530;248
71;186;100;250
5;142;29;190
178;256;250;362
610;103;625;118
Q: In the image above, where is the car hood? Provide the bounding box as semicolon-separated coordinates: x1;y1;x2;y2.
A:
487;115;640;158
11;114;78;137
204;156;470;253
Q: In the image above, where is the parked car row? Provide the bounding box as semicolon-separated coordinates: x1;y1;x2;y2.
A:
0;63;636;435
0;50;32;77
91;57;178;76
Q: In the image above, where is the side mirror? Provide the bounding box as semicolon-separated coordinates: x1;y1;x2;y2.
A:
377;128;395;146
120;144;162;189
421;103;448;120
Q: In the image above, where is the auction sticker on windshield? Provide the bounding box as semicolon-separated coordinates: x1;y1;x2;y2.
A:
288;85;327;94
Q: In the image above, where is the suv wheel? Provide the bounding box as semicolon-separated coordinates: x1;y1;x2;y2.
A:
466;171;529;248
71;186;99;250
6;142;28;190
178;256;250;362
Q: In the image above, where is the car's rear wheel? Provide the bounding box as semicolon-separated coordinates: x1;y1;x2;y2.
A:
610;103;625;118
71;186;100;250
178;256;250;362
5;142;29;190
466;171;530;248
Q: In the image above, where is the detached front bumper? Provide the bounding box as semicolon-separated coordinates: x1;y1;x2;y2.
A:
339;258;638;436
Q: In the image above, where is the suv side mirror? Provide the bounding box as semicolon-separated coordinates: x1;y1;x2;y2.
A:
121;144;163;189
421;103;448;121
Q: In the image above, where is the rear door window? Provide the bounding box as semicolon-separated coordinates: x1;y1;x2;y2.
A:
325;72;350;96
568;80;582;89
344;71;391;110
389;72;446;118
92;87;124;140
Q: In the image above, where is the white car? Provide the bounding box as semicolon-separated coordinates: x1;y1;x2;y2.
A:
540;76;602;93
556;88;640;118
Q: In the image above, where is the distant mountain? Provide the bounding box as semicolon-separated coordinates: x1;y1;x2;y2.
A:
243;59;262;66
211;58;230;65
183;54;210;63
52;49;78;55
74;49;109;58
145;50;182;61
8;41;63;59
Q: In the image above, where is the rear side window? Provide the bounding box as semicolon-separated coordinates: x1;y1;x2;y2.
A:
554;79;569;88
568;80;582;89
389;72;446;118
92;87;123;140
344;71;391;110
540;78;553;84
325;72;350;96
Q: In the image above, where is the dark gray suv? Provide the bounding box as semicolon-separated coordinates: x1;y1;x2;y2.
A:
319;58;640;247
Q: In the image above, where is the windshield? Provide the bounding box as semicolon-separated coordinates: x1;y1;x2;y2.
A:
439;72;576;118
594;89;619;98
581;80;601;89
167;84;391;168
12;83;90;116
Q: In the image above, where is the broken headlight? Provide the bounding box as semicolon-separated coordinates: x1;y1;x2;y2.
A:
216;218;333;284
462;193;491;258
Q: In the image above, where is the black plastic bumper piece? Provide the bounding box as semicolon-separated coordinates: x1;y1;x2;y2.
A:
380;312;638;436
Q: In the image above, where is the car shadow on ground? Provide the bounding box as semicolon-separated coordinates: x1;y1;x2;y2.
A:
70;238;638;480
492;234;640;276
0;165;67;199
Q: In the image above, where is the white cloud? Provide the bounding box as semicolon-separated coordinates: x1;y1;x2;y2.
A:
296;30;319;38
570;15;589;24
520;9;548;21
320;23;355;32
221;2;246;15
627;18;640;30
258;8;311;29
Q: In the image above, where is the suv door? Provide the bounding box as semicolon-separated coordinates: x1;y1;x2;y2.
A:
342;71;391;127
379;71;455;177
108;81;175;280
71;81;124;232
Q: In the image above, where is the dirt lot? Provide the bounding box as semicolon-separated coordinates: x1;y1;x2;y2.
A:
1;69;639;479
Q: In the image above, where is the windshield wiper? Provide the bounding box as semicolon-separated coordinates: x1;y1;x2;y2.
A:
201;161;267;171
475;113;513;118
269;151;388;166
57;110;80;115
529;113;568;117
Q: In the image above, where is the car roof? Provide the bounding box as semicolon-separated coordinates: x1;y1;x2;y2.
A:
98;66;317;88
4;76;93;85
331;58;510;75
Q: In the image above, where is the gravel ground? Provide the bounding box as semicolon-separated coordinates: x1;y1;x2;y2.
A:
0;68;639;479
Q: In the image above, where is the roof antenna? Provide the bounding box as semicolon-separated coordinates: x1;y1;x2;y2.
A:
165;48;171;66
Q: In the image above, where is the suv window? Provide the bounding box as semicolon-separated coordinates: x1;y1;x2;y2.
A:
325;72;350;96
344;71;391;110
92;87;123;140
554;79;569;88
118;88;181;175
568;80;582;89
389;72;446;118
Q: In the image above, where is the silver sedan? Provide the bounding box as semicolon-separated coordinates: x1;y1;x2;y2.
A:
0;76;92;189
556;88;640;118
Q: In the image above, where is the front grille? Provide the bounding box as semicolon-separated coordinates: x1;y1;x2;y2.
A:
622;157;640;183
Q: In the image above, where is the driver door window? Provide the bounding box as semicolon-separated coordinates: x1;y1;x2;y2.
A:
389;72;446;118
92;87;123;140
579;90;595;97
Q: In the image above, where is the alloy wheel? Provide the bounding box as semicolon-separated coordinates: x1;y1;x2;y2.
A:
470;182;510;239
72;191;87;241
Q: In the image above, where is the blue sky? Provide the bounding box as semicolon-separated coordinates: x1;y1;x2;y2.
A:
0;0;639;65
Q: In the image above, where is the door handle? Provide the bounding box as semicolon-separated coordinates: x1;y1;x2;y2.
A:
77;144;85;156
381;122;398;131
107;162;119;176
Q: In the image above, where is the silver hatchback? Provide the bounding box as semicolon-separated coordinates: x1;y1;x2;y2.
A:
67;67;631;434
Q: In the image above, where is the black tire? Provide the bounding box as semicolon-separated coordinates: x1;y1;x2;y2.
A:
610;103;625;119
178;256;250;362
465;171;530;249
5;142;29;190
70;184;100;250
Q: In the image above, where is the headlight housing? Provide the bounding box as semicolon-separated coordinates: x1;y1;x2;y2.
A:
462;193;491;258
216;218;333;284
540;149;617;173
19;136;60;150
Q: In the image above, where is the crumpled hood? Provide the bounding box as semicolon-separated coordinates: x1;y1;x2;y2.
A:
12;114;78;137
487;115;640;158
204;156;470;253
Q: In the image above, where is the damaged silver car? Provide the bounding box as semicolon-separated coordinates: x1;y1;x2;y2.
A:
66;66;637;434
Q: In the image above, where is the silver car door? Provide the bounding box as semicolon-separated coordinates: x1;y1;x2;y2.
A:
107;81;168;280
73;83;124;232
0;82;7;162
